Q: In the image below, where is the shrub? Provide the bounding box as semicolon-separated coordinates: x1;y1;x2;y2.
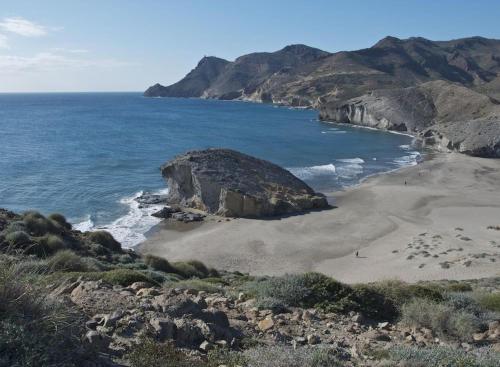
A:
100;268;155;286
255;297;288;313
144;254;176;273
389;345;500;367
445;292;485;317
400;298;480;341
48;213;72;230
5;230;31;246
86;230;121;251
2;221;27;235
243;345;342;367
126;337;203;367
88;242;111;256
243;274;310;307
23;211;57;236
40;234;66;253
0;258;96;366
172;260;211;278
243;273;397;320
446;282;473;292
14;258;49;275
207;347;248;367
368;279;443;307
166;279;223;294
47;250;88;272
477;292;500;312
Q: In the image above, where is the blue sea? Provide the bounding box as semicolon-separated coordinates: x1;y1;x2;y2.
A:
0;93;421;247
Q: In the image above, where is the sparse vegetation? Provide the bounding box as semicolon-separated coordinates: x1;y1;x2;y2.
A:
389;346;500;367
144;253;177;273
400;298;481;341
127;337;203;367
477;292;500;312
0;256;96;366
86;230;121;251
47;249;89;272
48;213;72;230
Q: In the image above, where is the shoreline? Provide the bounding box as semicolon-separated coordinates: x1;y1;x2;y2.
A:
138;152;500;283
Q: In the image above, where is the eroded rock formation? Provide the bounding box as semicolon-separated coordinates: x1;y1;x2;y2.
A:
161;149;328;217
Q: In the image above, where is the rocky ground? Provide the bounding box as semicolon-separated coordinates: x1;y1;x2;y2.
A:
47;275;500;367
1;208;500;366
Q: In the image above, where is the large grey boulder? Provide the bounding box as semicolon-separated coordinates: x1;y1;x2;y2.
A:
160;149;329;218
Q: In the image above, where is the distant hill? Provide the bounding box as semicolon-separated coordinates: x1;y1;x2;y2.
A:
145;36;500;157
145;36;500;105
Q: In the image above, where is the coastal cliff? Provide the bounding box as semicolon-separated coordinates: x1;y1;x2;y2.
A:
319;80;500;157
145;36;500;158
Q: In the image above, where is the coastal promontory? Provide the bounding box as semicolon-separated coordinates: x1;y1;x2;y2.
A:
160;148;329;217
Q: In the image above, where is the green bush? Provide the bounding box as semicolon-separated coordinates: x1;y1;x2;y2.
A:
243;273;398;320
166;279;223;294
367;279;444;307
243;274;310;307
389;345;500;367
5;230;31;247
242;345;342;367
446;282;473;292
47;250;88;272
0;258;96;366
86;230;121;251
127;337;204;367
400;298;480;341
100;268;155;286
2;221;27;235
23;211;57;236
477;292;500;312
172;260;210;278
144;254;176;273
48;213;72;230
14;258;49;275
40;234;66;253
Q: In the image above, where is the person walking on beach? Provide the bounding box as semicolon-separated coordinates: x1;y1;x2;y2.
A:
355;251;359;257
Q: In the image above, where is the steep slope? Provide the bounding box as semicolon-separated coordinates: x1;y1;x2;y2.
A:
144;56;230;97
145;36;500;105
318;80;500;157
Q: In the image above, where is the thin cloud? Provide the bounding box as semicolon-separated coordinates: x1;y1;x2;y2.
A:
0;51;130;73
0;17;48;37
0;33;8;49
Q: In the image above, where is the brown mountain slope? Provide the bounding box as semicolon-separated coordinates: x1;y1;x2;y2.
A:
145;36;500;105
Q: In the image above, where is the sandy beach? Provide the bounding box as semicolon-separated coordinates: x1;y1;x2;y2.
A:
138;153;500;283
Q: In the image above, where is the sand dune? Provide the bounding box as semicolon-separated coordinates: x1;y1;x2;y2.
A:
138;153;500;283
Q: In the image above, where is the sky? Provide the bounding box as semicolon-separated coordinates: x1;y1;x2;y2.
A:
0;0;499;92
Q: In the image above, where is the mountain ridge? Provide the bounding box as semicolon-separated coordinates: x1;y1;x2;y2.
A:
145;36;500;157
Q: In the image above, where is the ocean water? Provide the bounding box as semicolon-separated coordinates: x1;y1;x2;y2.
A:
0;93;421;247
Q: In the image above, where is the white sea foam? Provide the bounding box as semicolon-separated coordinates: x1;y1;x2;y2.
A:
394;151;422;167
323;130;347;134
73;215;94;232
288;163;337;180
337;157;365;164
73;188;169;248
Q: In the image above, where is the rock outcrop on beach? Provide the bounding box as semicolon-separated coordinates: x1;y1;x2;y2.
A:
160;149;328;217
145;36;500;157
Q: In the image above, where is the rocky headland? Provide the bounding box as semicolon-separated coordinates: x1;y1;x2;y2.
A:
145;36;500;157
160;148;328;218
